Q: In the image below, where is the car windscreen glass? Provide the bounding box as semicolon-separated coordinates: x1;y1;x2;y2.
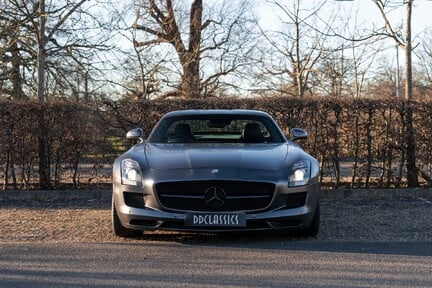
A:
148;115;285;143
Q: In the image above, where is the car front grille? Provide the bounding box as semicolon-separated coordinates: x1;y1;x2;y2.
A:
155;181;275;212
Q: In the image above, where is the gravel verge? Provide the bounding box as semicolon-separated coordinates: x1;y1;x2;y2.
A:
0;190;431;243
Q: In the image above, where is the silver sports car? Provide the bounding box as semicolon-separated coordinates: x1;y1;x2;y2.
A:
112;110;320;237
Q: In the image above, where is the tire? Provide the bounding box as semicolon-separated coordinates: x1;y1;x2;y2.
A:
297;203;320;238
112;200;142;238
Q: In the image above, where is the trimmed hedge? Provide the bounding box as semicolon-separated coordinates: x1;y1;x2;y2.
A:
1;97;431;189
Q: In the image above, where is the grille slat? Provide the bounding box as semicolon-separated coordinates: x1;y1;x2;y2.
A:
227;195;269;199
160;194;203;199
155;181;275;212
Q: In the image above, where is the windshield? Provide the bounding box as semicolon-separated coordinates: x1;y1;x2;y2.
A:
148;114;285;144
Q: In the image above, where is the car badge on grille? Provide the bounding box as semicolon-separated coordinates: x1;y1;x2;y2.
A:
204;186;226;208
211;169;219;174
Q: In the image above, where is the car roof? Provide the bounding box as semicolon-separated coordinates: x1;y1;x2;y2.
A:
163;109;272;118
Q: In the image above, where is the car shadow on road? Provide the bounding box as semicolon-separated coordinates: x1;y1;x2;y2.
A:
125;231;432;257
257;240;432;257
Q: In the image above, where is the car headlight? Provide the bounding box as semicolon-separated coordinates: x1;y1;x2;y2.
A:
289;160;311;187
121;159;143;187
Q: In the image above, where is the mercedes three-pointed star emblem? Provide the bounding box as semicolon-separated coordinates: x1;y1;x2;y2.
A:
204;186;226;208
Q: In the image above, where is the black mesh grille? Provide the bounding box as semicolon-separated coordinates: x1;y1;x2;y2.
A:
155;181;275;212
285;192;307;209
123;192;146;208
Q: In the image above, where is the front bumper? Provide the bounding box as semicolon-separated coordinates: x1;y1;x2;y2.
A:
113;181;320;233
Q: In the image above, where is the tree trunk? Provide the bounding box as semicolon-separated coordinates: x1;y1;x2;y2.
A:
404;0;418;187
405;105;418;187
179;55;201;98
178;0;202;98
37;0;47;102
294;13;303;98
11;41;26;100
36;0;52;189
37;109;51;189
404;0;413;102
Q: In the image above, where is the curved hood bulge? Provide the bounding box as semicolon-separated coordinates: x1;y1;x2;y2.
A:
144;143;289;171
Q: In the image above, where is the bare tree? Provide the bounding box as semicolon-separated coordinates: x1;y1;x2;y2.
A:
349;41;382;99
335;0;421;186
318;39;381;98
415;29;432;97
372;0;413;100
133;0;256;98
256;0;335;97
36;0;88;101
1;0;117;189
365;56;400;98
133;0;204;98
0;0;114;102
314;45;352;98
107;2;171;100
372;0;418;187
0;1;35;100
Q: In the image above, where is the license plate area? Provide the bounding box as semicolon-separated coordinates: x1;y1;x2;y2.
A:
185;213;246;227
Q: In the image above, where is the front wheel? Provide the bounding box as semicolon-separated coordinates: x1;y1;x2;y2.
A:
297;203;320;238
112;200;142;238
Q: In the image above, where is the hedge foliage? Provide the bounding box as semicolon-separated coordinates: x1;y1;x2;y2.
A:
1;97;432;189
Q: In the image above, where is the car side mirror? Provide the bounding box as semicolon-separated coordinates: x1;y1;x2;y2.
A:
290;128;308;141
126;128;144;143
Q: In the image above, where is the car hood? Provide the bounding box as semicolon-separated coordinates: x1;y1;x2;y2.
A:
144;143;289;171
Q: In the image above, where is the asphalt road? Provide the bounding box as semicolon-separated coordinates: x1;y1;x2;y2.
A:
1;238;431;288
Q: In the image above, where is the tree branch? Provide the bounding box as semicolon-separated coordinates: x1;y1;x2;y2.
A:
373;0;405;47
133;38;169;47
47;0;87;41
